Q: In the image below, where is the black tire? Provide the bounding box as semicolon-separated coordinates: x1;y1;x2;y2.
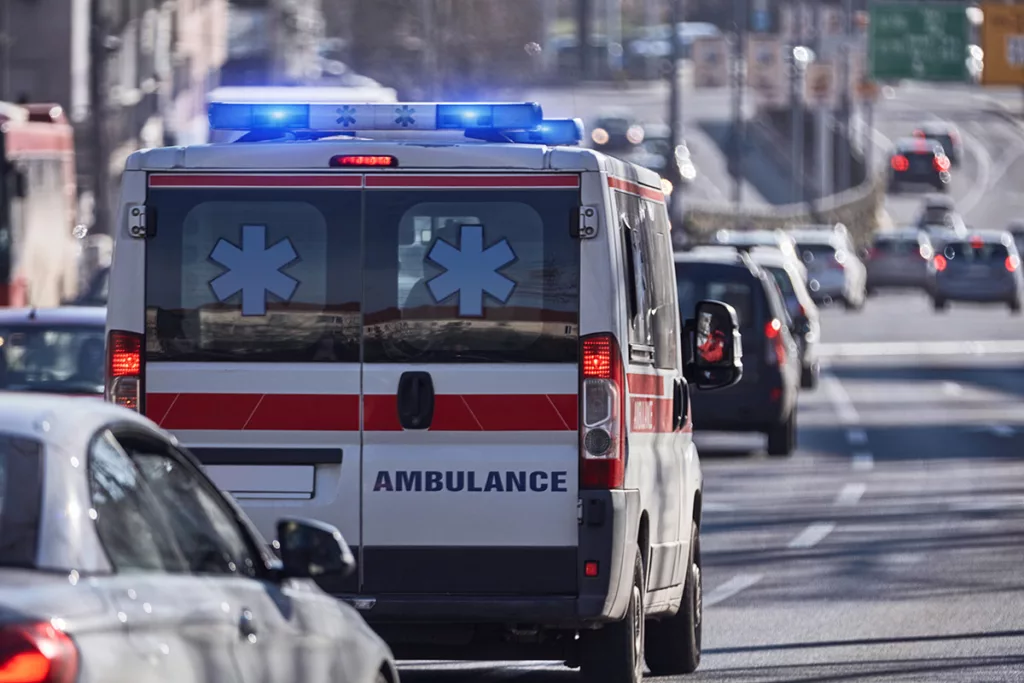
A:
580;551;645;683
1010;299;1022;315
645;522;702;676
767;413;795;456
801;364;818;389
933;298;948;312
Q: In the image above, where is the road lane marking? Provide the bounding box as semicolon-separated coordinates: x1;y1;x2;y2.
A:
788;522;836;549
852;452;875;471
835;483;867;506
818;340;1024;357
703;573;764;607
821;370;860;425
847;429;868;445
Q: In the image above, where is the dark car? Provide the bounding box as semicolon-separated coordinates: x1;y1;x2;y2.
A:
676;249;801;456
929;230;1024;313
0;306;106;395
865;229;934;294
913;122;963;167
589;108;644;152
889;137;951;193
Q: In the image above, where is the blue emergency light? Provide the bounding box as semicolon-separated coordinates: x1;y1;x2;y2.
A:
207;101;584;145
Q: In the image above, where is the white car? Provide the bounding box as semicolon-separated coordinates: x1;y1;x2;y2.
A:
0;393;397;683
105;100;743;681
789;227;868;310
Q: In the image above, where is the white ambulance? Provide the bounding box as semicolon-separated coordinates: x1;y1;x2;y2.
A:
105;101;742;682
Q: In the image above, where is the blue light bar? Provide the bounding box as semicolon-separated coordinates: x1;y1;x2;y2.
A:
207;101;545;133
505;118;585;146
436;103;542;130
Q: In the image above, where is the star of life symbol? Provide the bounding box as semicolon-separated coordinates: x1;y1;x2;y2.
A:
425;225;516;317
209;225;299;316
394;105;416;127
336;105;357;127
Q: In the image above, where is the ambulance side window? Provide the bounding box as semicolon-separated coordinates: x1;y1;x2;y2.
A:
642;202;679;371
618;191;653;358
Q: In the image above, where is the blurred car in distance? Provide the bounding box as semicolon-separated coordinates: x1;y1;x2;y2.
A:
928;230;1024;313
913;122;963;166
618;124;696;199
865;229;934;294
711;228;801;268
590;107;644;152
790;228;868;310
0;393;399;683
888;137;951;193
915;194;966;236
747;247;821;389
0;307;106;395
676;247;801;455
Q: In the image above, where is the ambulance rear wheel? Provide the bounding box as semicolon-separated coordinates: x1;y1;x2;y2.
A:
645;522;702;675
580;551;645;683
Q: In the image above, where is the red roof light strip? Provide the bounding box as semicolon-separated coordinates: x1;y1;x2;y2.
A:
608;176;664;202
364;174;580;188
148;174;363;188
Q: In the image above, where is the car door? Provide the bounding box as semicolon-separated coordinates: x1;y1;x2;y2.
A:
86;428;242;683
118;429;363;683
359;173;583;597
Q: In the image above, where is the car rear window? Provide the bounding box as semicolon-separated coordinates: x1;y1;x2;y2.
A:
145;183;580;364
765;266;794;295
874;238;917;254
796;243;836;264
942;241;1010;263
0;435;44;568
675;264;756;329
0;324;106;394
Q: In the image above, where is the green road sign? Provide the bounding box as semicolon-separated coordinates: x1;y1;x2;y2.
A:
869;2;968;81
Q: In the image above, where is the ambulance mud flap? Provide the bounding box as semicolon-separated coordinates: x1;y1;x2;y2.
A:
577;489;641;623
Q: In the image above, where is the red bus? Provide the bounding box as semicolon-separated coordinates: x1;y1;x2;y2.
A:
0;101;81;307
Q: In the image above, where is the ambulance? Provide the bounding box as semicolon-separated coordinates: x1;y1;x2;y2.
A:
104;101;742;682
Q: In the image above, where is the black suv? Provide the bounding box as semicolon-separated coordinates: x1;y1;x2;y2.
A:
889;137;951;193
675;248;801;456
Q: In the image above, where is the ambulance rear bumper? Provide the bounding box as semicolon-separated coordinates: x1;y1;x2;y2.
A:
338;489;641;630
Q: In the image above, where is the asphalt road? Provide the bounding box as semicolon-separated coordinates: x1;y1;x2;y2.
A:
393;81;1024;683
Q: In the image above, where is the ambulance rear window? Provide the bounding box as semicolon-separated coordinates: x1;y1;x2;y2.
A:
144;182;579;364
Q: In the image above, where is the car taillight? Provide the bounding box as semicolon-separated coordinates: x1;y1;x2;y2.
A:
1007;255;1020;272
891;155;909;172
0;622;78;683
580;333;625;490
912;129;925;138
106;330;144;412
764;319;786;366
933;155;950;172
934;254;948;271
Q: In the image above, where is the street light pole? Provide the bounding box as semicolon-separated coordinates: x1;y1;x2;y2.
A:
578;0;592;80
837;0;854;191
0;0;10;101
730;0;746;216
667;0;682;184
89;0;110;234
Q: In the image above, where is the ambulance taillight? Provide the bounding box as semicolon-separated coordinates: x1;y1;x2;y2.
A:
580;333;626;489
106;330;143;412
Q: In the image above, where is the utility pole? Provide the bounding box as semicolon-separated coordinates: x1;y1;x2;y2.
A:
790;3;803;204
645;0;658;79
89;0;110;235
837;0;854;191
421;0;439;99
729;0;746;217
0;0;11;101
667;0;683;186
578;0;592;80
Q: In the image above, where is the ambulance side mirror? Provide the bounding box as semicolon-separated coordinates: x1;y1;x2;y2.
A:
275;518;356;580
684;300;743;391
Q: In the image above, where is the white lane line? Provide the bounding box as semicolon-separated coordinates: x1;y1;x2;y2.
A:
835;483;867;506
703;573;764;608
852;452;875;471
818;340;1024;357
821;370;860;425
847;429;868;445
788;522;837;549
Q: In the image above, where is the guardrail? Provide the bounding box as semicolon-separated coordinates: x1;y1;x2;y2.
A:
681;113;887;248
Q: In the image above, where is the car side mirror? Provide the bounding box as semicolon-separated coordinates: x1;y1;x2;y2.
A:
684;300;743;391
275;518;356;580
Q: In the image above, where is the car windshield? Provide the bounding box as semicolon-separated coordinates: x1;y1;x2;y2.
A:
0;325;106;394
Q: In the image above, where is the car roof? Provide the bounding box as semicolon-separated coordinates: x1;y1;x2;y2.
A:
917;121;956;132
789;230;842;245
895;137;940;151
675;246;747;263
876;228;927;241
0;392;156;445
0;306;106;326
936;229;1010;244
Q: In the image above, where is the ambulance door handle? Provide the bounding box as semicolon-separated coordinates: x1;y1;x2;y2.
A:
397;371;435;430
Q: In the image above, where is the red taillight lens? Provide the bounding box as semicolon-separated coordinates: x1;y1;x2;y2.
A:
764;319;786;366
933;155;950;172
580;333;625;490
0;623;78;683
1006;255;1019;272
891;155;909;172
970;236;984;249
912;129;925;138
329;155;397;167
106;330;144;412
934;254;948;271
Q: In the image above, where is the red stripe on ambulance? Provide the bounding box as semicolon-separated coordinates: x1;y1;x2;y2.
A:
146;393;578;431
608;176;665;203
626;373;665;397
364;174;580;189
